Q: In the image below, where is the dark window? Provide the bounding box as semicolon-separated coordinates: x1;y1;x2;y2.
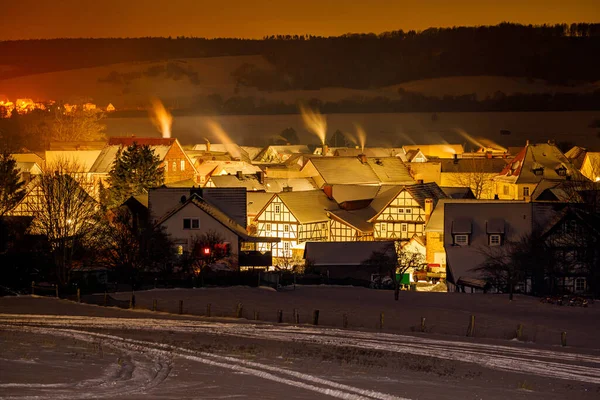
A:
183;219;191;229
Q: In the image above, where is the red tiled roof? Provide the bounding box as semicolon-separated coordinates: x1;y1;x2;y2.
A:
108;137;176;147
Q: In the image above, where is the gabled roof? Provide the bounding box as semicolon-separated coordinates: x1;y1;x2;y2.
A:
304;241;396;266
441;158;509;173
333;148;403;158
496;142;585;184
270;190;339;224
90;139;175;174
45;150;102;172
156;194;277;242
306;157;380;185
440;186;476;199
368;183;448;222
16;161;42;174
264;178;318;192
247;192;273;216
11;153;45;164
328;209;374;233
329;184;381;204
565;146;588;169
367;157;414;184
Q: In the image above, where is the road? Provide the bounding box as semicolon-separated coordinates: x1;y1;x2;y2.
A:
1;313;600;399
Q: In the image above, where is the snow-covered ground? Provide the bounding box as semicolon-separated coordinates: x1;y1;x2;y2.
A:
1;293;600;399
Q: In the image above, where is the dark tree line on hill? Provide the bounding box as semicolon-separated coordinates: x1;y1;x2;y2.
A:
2;23;600;87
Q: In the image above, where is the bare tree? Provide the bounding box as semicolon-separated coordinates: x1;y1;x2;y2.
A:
187;230;232;285
448;157;495;199
50;108;106;142
29;160;101;283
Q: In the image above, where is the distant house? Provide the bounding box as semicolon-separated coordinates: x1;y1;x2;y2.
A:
580;152;600;183
90;137;197;185
404;148;428;163
303;241;397;282
440;157;509;199
105;103;116;112
254;145;312;164
190;142;251;163
45;150;102;172
253;190;338;259
402;144;464;159
565;146;588;170
333;147;405;159
493;142;587;200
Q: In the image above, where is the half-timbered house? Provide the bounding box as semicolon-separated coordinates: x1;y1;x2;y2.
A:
253;190;338;258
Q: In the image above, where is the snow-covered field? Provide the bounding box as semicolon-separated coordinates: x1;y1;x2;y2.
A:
1;290;599;399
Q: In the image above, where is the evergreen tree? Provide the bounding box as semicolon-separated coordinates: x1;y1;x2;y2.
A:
280;127;299;145
107;143;164;208
328;129;352;147
0;151;25;217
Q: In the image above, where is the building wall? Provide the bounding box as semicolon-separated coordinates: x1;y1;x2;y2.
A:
441;172;496;199
494;182;534;200
373;191;426;240
425;231;445;266
254;196;298;258
160;202;239;254
162;144;196;184
409;162;441;184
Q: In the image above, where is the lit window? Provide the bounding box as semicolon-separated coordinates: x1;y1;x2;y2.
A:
275;205;281;213
183;218;200;229
489;234;501;246
405;208;412;214
454;234;469;245
284;224;289;232
172;161;177;171
401;223;408;232
523;187;530;197
266;223;271;232
398;208;404;214
176;245;183;255
381;224;386;232
181;160;185;171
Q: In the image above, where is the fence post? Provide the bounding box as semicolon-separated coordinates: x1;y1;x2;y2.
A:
420;317;426;333
466;315;475;337
561;331;567;347
55;284;59;298
516;323;523;340
103;291;108;306
31;281;35;295
130;293;136;309
379;312;384;330
312;310;319;325
254;310;259;321
179;300;184;315
343;314;348;329
277;309;283;323
295;311;300;324
77;288;81;303
152;299;157;312
258;271;261;287
236;303;243;318
206;303;211;317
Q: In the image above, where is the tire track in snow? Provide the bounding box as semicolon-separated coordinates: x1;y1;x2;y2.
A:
0;325;407;400
2;314;600;384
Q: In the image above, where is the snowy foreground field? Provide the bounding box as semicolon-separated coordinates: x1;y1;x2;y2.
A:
1;287;600;399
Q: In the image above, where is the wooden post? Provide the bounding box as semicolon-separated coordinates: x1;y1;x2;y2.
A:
179;300;184;315
516;323;523;340
77;288;81;303
312;310;319;325
277;309;283;323
55;284;59;298
206;303;211;317
295;311;300;324
152;299;157;312
561;331;567;347
258;271;261;287
420;317;426;333
293;308;297;322
31;281;35;295
254;311;259;320
103;291;108;306
466;315;475;337
379;312;384;330
130;293;136;309
236;303;243;318
342;314;348;329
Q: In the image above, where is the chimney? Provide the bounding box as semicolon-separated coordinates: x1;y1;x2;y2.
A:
424;198;434;223
256;171;265;184
283;186;293;192
358;154;368;164
453;154;458;164
236;170;243;180
548;139;555;146
486;151;492;159
322;144;329;156
526;140;530;146
417;179;424;184
205;138;211;153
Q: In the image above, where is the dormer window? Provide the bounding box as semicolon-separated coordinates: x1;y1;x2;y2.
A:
533;167;544;176
486;218;505;246
489;234;502;246
454;235;469;245
556;166;567;176
452;217;472;246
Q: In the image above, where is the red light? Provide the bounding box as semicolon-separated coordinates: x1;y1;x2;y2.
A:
203;247;211;255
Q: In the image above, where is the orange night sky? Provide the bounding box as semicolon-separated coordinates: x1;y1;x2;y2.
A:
2;0;599;40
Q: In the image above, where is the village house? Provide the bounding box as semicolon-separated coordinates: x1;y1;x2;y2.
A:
580;152;600;182
252;190;339;259
253;145;312;164
440;156;509;199
493;141;587;201
155;193;279;269
402;144;464;159
90;137;197;186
